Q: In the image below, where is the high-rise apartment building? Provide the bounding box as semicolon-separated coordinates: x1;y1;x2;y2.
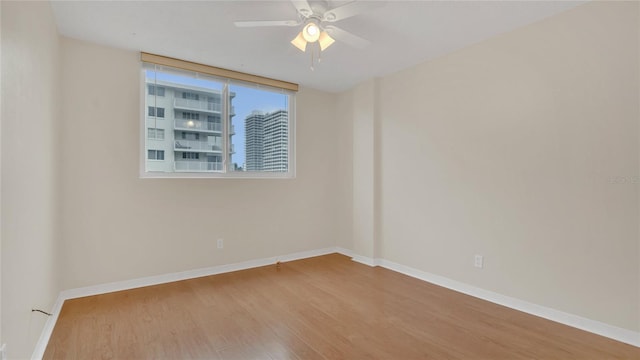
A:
144;80;235;173
244;110;288;172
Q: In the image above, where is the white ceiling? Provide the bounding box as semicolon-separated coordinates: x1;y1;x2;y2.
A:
50;0;585;93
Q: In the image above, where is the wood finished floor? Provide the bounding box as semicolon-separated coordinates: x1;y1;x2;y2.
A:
44;253;639;359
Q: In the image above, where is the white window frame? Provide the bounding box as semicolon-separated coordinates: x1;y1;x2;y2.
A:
148;106;165;118
148;128;165;140
147;149;165;161
148;85;165;97
139;59;296;179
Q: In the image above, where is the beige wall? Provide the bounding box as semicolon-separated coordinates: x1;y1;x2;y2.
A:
335;91;354;251
349;79;376;258
344;1;639;331
1;1;62;358
58;38;350;290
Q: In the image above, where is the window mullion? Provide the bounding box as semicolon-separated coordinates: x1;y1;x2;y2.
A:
222;81;230;173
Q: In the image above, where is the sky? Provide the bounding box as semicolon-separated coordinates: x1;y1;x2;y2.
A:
147;70;288;168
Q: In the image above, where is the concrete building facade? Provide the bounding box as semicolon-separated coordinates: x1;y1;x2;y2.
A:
144;79;235;173
244;110;288;172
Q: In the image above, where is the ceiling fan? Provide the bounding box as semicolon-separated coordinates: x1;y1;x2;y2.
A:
234;0;382;54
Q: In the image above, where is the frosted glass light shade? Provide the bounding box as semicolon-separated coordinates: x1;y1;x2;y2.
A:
291;32;307;52
318;31;335;51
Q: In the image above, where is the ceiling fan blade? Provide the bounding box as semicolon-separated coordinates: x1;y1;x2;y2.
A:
291;0;313;18
234;20;300;27
324;25;370;49
323;1;385;22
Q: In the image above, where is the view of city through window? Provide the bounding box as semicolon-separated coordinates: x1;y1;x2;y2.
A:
144;68;290;174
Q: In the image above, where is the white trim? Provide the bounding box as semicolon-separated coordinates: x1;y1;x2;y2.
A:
31;295;64;360
335;248;382;266
61;247;336;300
378;258;640;348
31;246;336;359
351;254;381;267
334;247;354;258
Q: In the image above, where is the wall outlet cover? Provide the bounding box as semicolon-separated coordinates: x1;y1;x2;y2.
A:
474;255;484;268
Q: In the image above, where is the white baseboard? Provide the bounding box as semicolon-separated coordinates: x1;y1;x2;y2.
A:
351;254;380;267
336;250;640;348
31;294;64;360
60;246;337;300
335;247;382;266
334;247;354;258
31;246;337;359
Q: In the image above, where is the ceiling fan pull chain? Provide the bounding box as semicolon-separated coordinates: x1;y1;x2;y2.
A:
310;49;315;71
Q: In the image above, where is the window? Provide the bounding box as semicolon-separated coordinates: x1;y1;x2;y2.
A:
148;106;165;118
141;53;297;178
182;92;199;100
148;128;165;140
182;152;200;159
182;112;199;120
148;85;165;96
178;132;199;141
148;150;164;160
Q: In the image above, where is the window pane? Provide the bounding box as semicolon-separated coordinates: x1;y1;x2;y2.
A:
228;84;289;173
144;65;224;173
148;106;165;118
147;128;165;140
148;85;165;97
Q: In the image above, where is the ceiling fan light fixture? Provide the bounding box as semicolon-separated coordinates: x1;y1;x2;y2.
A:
302;22;320;43
318;31;335;51
291;32;307;52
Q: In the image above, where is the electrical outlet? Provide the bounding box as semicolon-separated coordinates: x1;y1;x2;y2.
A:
217;238;224;249
474;255;483;268
1;343;7;360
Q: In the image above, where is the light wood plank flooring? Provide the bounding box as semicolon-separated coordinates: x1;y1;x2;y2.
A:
44;253;639;359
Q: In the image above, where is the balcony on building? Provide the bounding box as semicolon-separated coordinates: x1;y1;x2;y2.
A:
174;119;222;133
174;139;222;153
174;160;223;172
173;98;222;113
